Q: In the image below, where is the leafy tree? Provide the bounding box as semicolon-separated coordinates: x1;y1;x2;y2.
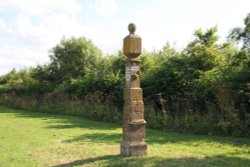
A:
49;37;102;84
184;27;225;71
229;13;250;49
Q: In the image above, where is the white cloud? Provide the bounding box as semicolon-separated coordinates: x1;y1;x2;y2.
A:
91;0;118;16
135;9;153;18
8;16;39;44
0;0;82;16
7;14;88;49
0;18;6;30
0;0;109;75
0;0;88;49
0;45;49;75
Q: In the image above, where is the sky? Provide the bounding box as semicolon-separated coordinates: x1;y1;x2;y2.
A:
0;0;249;75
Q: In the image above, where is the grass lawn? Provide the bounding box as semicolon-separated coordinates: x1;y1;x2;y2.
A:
0;105;249;167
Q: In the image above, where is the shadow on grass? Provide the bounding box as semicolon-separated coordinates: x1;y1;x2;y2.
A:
145;129;250;147
62;129;250;148
65;133;121;144
0;105;249;147
52;155;120;167
63;131;250;150
52;154;250;167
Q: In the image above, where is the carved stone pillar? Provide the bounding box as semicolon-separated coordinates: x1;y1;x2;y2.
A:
120;23;147;156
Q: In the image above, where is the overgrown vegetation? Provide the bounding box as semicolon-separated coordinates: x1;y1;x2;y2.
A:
0;14;249;137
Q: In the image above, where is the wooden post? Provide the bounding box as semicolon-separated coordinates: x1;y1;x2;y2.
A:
120;23;147;156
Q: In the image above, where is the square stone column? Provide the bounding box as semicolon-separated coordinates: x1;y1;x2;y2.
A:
120;23;147;156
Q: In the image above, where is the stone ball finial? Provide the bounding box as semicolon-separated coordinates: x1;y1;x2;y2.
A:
128;23;136;34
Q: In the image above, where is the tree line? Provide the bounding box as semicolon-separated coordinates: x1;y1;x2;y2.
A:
0;14;249;137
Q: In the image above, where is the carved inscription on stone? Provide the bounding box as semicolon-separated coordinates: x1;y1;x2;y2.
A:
131;62;139;71
125;66;131;82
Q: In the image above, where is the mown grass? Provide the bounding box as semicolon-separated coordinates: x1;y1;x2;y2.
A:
0;105;249;167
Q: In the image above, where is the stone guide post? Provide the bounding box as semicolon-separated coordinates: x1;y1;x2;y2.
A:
120;23;147;156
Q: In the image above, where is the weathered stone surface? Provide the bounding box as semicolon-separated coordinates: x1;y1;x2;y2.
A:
120;142;147;156
123;101;144;121
122;121;146;141
123;23;142;58
130;101;144;112
124;88;143;101
121;23;147;157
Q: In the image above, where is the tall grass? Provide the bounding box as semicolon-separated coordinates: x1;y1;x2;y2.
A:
0;92;122;124
0;86;249;137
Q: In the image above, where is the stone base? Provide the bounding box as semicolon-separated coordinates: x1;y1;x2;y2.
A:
120;141;147;156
